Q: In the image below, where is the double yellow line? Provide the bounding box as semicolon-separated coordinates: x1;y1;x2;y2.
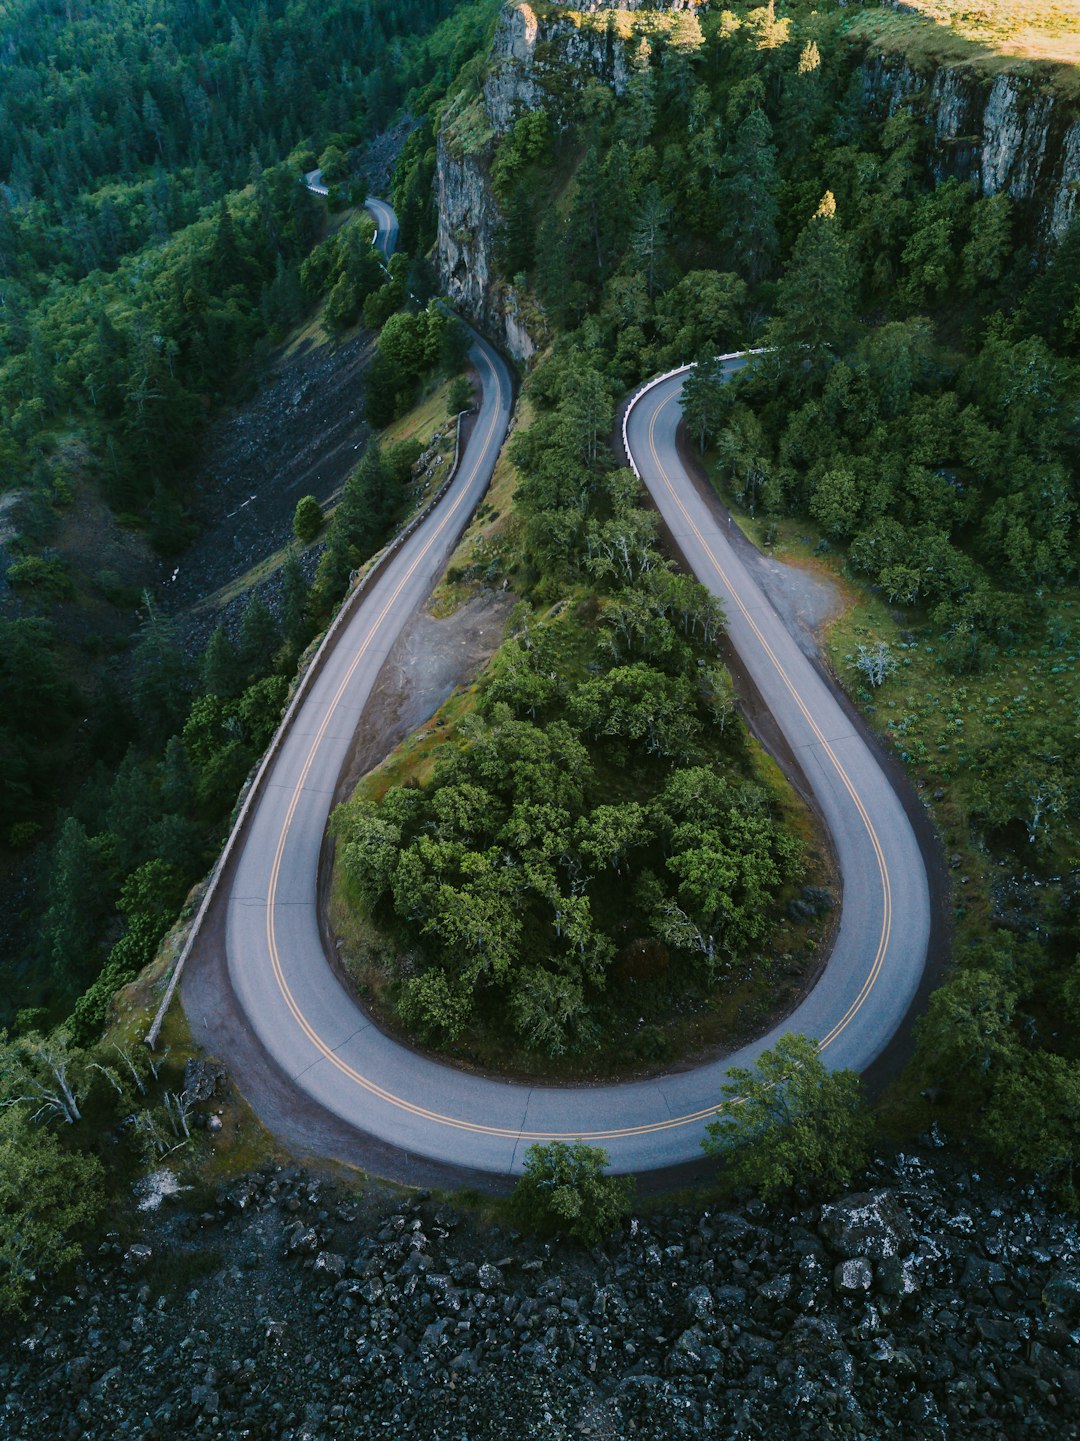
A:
645;387;892;1055
257;369;892;1144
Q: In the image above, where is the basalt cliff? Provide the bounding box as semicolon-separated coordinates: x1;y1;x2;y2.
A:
435;1;1080;362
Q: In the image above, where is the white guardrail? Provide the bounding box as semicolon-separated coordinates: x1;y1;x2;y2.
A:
145;410;468;1048
620;349;768;479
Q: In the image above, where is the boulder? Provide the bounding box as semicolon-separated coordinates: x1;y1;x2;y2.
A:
313;1252;346;1279
834;1258;874;1294
1042;1272;1080;1322
287;1226;320;1256
820;1191;914;1261
183;1057;227;1103
477;1262;502;1291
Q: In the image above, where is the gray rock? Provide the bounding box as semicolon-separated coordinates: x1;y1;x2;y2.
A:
960;1254;1007;1294
123;1243;152;1269
226;1177;260;1212
819;1191;914;1261
834;1258;874;1294
758;1272;794;1302
183;1057;227;1103
477;1262;502;1290
876;1255;920;1298
287;1226;320;1256
1042;1273;1080;1321
686;1284;713;1320
313;1251;346;1278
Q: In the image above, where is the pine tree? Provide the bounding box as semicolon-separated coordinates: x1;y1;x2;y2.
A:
236;596;280;684
203;624;240;696
210;195;243;287
281;549;312;652
41;817;113;987
132;592;190;745
765;193;860;389
719;109;779;286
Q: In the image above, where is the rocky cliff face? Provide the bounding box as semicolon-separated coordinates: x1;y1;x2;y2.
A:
437;0;640;360
861;56;1080;244
437;6;1080;363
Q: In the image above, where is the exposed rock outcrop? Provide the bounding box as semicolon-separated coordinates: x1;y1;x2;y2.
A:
437;0;642;360
860;56;1080;243
437;5;1080;364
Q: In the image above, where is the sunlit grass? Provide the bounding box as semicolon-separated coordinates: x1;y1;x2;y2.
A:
841;2;1080;98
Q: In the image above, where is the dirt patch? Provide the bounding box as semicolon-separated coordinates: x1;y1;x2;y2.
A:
330;587;516;809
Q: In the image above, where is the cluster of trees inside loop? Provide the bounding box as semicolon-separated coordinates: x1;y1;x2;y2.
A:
334;352;803;1059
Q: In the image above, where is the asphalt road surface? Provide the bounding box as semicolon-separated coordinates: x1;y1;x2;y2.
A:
190;206;931;1177
302;170;398;259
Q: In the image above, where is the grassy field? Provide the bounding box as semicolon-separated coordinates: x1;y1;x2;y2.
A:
712;470;1079;955
893;1;1080;61
840;1;1080;97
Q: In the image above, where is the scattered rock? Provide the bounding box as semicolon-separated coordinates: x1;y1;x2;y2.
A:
5;1153;1079;1441
834;1257;874;1293
312;1251;345;1279
819;1190;914;1261
182;1057;228;1103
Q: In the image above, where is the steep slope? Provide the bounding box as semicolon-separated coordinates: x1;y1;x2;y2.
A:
436;0;1080;358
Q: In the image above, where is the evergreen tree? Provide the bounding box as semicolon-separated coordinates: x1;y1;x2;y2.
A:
236;596;280;685
202;624;240;697
210;195;243;287
281;549;312;652
40;818;113;988
765;193;861;389
719;109;779;286
131;593;190;746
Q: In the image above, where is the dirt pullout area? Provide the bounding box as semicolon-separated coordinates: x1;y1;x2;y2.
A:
160;327;377;626
330;587;516;808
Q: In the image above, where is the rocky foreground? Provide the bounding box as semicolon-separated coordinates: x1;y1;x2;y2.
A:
3;1150;1079;1441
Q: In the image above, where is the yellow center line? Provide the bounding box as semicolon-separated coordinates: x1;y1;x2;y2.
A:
644;385;892;1053
256;368;893;1145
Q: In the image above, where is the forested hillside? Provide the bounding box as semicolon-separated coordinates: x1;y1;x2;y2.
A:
420;0;1079;1182
0;0;500;1032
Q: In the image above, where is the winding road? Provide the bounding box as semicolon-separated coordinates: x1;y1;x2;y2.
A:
179;201;932;1180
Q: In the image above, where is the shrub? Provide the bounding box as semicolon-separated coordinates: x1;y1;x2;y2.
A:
510;1141;634;1245
702;1033;872;1201
293;494;324;544
0;1108;105;1317
449;375;473;413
